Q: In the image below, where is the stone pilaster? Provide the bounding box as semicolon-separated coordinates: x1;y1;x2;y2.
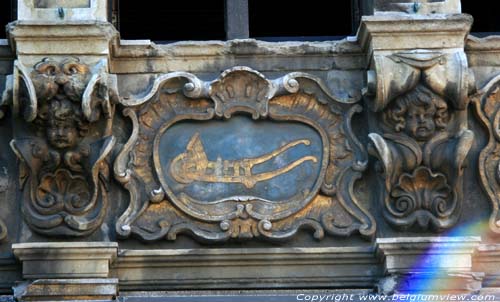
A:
12;242;118;302
376;237;483;294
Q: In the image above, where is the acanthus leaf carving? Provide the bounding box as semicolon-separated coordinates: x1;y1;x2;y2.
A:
7;58;118;236
366;50;474;232
114;66;375;242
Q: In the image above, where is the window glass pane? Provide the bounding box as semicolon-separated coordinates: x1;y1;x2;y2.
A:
249;0;353;40
0;0;14;39
119;0;225;42
462;0;500;35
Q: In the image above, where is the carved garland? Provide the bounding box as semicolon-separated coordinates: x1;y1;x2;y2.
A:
114;66;375;242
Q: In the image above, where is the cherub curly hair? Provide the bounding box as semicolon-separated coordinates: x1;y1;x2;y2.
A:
385;85;449;132
36;98;89;137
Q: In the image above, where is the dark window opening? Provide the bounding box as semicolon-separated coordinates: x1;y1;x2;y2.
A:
462;0;500;36
249;1;353;41
0;0;15;39
118;0;225;42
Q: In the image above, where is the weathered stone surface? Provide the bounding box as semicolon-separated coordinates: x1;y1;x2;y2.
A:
110;38;366;74
0;0;499;299
114;247;381;290
7;57;118;237
18;0;107;22
13;278;118;302
474;244;500;288
361;12;475;232
13;242;117;279
377;272;483;294
7;21;117;67
34;0;90;9
113;66;375;243
119;290;373;302
374;0;461;15
376;237;483;294
377;237;481;273
358;14;472;56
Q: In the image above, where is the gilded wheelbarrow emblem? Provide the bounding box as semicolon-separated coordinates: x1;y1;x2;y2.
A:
170;132;318;188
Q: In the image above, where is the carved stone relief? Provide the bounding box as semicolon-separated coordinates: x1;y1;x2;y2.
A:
473;75;500;235
8;58;118;236
366;51;474;231
114;67;375;242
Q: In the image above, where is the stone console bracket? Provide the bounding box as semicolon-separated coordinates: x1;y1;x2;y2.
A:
359;14;479;232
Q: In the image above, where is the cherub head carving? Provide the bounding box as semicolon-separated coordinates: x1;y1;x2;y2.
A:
37;98;89;149
30;58;91;149
31;58;90;103
386;85;449;141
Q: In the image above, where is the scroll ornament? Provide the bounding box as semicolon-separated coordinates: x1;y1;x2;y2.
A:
473;74;500;235
366;50;475;231
7;58;118;236
114;66;376;242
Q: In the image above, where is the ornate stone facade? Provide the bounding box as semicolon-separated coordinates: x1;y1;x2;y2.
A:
113;67;374;242
0;0;499;301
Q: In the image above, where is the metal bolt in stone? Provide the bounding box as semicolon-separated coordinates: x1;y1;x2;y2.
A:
58;7;65;19
413;2;421;13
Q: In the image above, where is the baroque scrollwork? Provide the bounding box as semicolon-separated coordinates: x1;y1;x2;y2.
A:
114;66;375;242
366;50;474;231
473;75;500;234
8;58;118;236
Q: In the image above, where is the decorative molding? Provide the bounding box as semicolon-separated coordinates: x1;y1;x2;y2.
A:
12;242;118;279
376;236;481;273
376;236;483;294
114;66;375;242
358;14;473;56
366;50;474;231
365;50;473;112
472;74;500;235
473;244;500;288
13;278;118;302
8;58;118;237
115;247;380;290
12;242;118;301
